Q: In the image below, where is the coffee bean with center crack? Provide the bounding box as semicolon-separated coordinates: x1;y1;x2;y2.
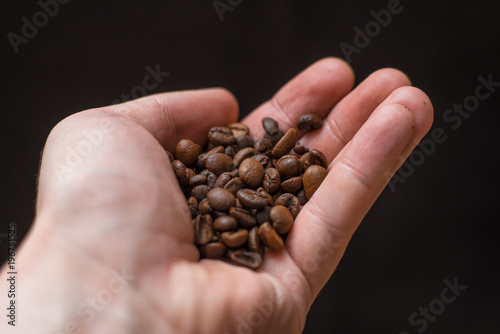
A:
280;176;303;193
214;172;234;188
275;193;301;218
199;242;226;259
221;229;248;248
205;153;234;175
228;122;249;138
194;214;213;246
303;165;328;200
300;149;328;170
229;207;257;228
172;160;190;185
190;185;212;202
224;177;244;195
275;155;302;180
239;158;264;189
263;168;281;193
233;147;255;168
198;198;213;215
227;249;262;270
208;127;235;146
207;188;236;211
258;222;284;251
272;128;297;158
236;189;269;209
236;135;255;150
297;113;323;132
196;146;224;170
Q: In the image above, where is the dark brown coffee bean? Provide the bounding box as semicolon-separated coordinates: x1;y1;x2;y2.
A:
293;142;309;155
166;150;175;162
265;129;284;146
275;155;302;180
229;207;257;228
214;172;234;188
190;185;212;202
221;229;249;248
256;187;274;206
275;193;301;218
205;153;234;175
198;198;213;215
262;117;280;135
258;222;284;251
281;176;303;193
212;210;228;219
199;170;217;188
300;149;328;170
270;205;294;234
194;214;213;246
175;139;200;167
272;128;297;158
196;146;224;170
172;160;190;185
254;138;273;153
206;188;236;212
296;189;307;205
297;113;323;132
199;242;226;259
263;168;281;193
227;122;249;138
189;174;207;188
303;165;328;200
224;177;244;195
233;147;255;168
236;189;269;209
187;196;198;218
227;249;262;270
239;158;264;189
224;145;235;158
213;215;237;231
236;135;255;150
251;154;271;169
254;206;272;225
208;126;235;146
247;227;263;254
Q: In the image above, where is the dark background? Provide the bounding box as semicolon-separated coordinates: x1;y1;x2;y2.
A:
1;0;499;333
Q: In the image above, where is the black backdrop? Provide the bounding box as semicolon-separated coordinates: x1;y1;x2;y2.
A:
1;1;499;333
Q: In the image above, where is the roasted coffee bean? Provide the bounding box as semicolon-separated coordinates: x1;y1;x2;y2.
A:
187;196;198;218
270;205;294;234
262;117;280;135
254;206;272;225
265;129;284;146
256;187;274;206
194;214;213;246
228;122;249;138
239;158;264;189
224;177;244;195
236;189;269;209
296;189;307;205
262;168;281;193
198;198;213;215
221;229;249;248
214;172;234;188
229;207;257;228
196;146;225;170
190;185;212;202
172;160;190;185
272;128;297;158
251;154;271;169
208;126;235;146
199;242;226;259
275;155;302;180
205;153;234;175
247;227;263;254
213;215;238;231
258;222;284;251
207;188;236;212
233;147;255;168
199;170;217;188
227;249;262;270
281;176;303;193
236;135;255;150
293;142;309;155
175;139;200;166
166;150;175;162
275;193;301;218
300;149;327;170
297;113;323;132
254;138;273;153
303;165;328;200
189;174;207;188
212;210;228;219
224;145;235;158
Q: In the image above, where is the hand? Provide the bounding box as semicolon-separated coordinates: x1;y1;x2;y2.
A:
1;58;433;333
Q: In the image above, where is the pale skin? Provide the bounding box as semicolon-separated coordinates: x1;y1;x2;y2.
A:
1;58;433;333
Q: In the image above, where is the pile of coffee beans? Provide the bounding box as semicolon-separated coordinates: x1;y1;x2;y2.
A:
167;114;328;270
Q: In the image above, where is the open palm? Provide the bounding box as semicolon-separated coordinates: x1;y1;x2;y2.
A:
1;58;433;333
